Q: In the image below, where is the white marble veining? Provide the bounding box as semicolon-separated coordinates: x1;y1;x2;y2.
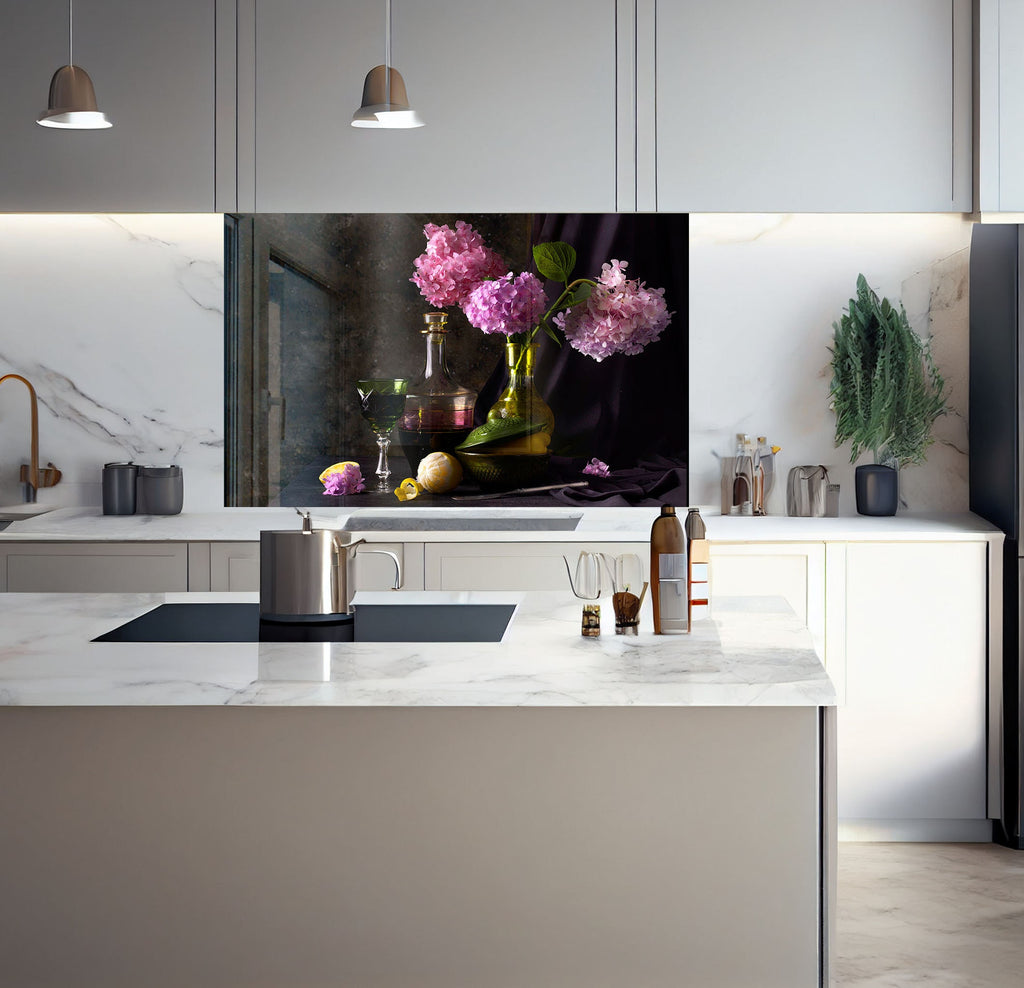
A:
689;213;974;517
0;504;1001;544
0;590;835;707
0;214;224;510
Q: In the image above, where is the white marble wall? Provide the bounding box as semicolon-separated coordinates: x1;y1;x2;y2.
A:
0;212;978;516
0;215;223;510
689;214;974;515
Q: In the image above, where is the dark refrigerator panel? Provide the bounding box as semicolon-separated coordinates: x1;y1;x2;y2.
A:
969;223;1024;847
969;223;1021;541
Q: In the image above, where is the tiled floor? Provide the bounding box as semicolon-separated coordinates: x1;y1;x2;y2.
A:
836;843;1024;986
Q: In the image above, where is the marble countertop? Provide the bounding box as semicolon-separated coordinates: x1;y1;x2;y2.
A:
0;590;835;708
0;505;1004;544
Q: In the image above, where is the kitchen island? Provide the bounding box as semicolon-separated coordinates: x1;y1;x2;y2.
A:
0;590;835;988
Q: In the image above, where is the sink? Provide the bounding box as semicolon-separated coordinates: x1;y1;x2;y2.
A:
0;504;57;522
93;601;516;644
347;510;582;532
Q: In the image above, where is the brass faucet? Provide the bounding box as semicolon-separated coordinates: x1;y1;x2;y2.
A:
0;373;61;503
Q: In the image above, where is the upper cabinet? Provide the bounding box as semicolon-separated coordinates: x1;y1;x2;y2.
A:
653;0;972;212
0;1;979;213
0;0;217;212
243;0;618;213
977;0;1024;212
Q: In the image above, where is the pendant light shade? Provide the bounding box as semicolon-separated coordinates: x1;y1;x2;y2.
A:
37;0;112;130
351;0;423;129
37;65;111;129
351;65;424;129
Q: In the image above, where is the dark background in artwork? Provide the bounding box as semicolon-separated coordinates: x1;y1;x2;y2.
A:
226;214;687;506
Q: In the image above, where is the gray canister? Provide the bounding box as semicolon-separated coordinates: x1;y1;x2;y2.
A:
102;462;137;515
136;465;184;515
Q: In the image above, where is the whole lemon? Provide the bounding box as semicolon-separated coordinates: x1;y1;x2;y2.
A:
416;451;463;493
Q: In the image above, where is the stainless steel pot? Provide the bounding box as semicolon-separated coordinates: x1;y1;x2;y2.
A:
259;510;401;619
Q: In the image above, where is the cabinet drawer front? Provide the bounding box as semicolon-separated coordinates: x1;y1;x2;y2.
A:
5;544;188;593
425;542;648;592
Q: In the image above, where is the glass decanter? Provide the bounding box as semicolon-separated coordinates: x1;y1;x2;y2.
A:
396;312;478;474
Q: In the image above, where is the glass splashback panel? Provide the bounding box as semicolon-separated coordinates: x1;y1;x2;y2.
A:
226;213;688;508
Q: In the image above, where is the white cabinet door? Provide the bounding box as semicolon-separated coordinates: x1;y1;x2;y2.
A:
249;0;617;211
209;542;261;592
0;0;216;211
838;541;989;840
424;541;648;591
708;542;825;658
1;543;188;592
656;0;971;211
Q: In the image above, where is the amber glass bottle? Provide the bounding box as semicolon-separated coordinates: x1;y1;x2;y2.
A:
651;504;687;634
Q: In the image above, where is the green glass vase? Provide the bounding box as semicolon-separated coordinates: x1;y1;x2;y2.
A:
486;339;554;441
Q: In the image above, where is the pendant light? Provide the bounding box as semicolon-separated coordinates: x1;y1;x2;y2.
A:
37;0;112;129
351;0;423;129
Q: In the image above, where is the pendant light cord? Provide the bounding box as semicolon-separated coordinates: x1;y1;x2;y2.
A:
69;0;74;66
384;0;391;107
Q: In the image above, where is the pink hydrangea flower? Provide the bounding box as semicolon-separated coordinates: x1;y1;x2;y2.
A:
322;463;365;496
583;457;611;477
554;259;672;362
463;271;549;336
410;221;507;308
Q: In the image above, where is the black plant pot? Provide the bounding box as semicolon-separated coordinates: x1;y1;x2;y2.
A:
855;464;898;516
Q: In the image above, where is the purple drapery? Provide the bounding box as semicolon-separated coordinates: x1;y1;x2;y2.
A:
476;214;688;476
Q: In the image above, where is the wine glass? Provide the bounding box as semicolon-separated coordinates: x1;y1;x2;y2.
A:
356;378;409;490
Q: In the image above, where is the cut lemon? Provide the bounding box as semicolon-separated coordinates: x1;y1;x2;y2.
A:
319;461;361;483
395;478;423;501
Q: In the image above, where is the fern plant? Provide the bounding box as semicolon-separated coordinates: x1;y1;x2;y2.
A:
829;274;946;466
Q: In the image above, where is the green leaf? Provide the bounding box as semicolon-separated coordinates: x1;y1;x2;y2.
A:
563;281;593;307
539;318;563;345
533;241;577;282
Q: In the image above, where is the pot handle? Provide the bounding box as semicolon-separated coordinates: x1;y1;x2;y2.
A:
356;549;403;591
331;537;402;590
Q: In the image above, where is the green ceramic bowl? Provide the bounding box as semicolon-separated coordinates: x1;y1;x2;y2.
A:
455;451;550;490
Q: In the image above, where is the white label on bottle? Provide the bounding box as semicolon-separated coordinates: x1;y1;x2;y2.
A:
658;552;687;581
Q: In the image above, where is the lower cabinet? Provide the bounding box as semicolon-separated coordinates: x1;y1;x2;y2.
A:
835;541;990;841
423;541;649;591
0;543;188;593
203;541;424;592
0;532;995;841
707;542;826;657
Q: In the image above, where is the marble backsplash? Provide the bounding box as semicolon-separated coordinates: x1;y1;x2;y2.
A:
688;214;974;515
0;211;978;516
0;214;224;509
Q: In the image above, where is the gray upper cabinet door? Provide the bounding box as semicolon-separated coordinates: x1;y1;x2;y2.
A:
248;0;617;212
0;0;216;212
978;0;1024;211
655;0;972;212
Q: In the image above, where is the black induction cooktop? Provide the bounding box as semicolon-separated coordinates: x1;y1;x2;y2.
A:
93;602;516;644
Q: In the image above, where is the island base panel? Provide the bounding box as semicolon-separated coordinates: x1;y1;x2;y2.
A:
0;706;827;987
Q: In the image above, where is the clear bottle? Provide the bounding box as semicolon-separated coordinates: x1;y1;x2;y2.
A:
396;312;478;474
731;434;754;516
651;504;687;634
684;507;710;623
753;436;772;516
